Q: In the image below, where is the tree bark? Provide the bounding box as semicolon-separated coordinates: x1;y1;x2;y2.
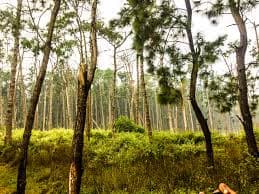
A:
188;100;194;132
111;46;117;131
68;0;97;193
16;1;61;193
139;54;152;141
181;82;187;131
167;104;174;132
207;89;214;130
252;21;259;53
42;86;47;131
48;74;53;130
174;106;178;129
185;0;214;166
135;54;140;124
229;1;259;157
86;90;93;140
5;0;22;145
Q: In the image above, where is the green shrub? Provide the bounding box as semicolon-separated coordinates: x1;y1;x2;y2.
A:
114;116;145;133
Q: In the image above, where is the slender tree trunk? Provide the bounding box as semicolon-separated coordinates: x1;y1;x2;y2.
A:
155;91;160;129
207;89;214;130
181;82;188;131
62;91;67;128
42;87;47;131
167;104;174;132
111;46;117;131
99;82;105;128
139;54;152;140
16;1;61;192
18;54;27;128
48;75;53;130
86;91;93;140
66;85;72;129
34;106;38;129
188;100;194;132
68;1;97;193
174;106;178;129
253;21;259;53
135;54;140;124
185;0;214;166
5;0;22;145
230;2;259;157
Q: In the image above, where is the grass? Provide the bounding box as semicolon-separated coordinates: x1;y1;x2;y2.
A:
0;128;258;193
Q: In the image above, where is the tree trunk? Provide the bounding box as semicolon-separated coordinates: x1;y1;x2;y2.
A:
181;82;188;131
18;54;27;128
86;90;93;140
253;21;259;53
5;0;22;145
188;100;194;132
135;54;140;124
174;106;178;129
42;87;47;131
16;1;61;193
185;0;214;166
62;90;67;128
230;2;259;157
68;65;90;194
139;54;152;141
68;0;97;193
48;75;53;130
99;82;105;128
167;104;174;132
207;89;214;130
66;84;72;129
111;46;117;131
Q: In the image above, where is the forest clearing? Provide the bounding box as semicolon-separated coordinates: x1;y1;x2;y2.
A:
0;0;259;193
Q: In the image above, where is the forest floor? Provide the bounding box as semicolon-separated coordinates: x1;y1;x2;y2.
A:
0;129;258;194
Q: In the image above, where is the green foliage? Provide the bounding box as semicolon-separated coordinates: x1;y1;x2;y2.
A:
0;129;259;193
114;116;145;133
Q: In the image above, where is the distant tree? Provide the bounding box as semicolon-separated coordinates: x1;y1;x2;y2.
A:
100;24;131;131
115;0;154;141
4;0;22;145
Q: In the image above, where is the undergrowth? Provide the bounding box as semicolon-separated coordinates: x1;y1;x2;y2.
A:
0;128;258;193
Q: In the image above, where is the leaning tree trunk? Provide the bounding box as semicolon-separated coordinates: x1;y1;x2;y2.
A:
185;0;214;166
5;0;22;145
16;1;61;193
230;3;259;157
68;0;97;193
139;54;152;141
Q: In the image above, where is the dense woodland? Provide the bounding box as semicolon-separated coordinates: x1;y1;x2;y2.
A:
0;0;259;193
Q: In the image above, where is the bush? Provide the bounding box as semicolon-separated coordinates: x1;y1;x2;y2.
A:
114;116;145;133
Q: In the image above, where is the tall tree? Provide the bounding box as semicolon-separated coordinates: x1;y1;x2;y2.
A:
68;0;98;193
117;0;154;140
4;0;22;144
229;0;259;157
184;0;213;166
205;0;259;157
16;0;61;192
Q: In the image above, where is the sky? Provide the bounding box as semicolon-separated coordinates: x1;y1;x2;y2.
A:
98;0;259;74
0;0;258;75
